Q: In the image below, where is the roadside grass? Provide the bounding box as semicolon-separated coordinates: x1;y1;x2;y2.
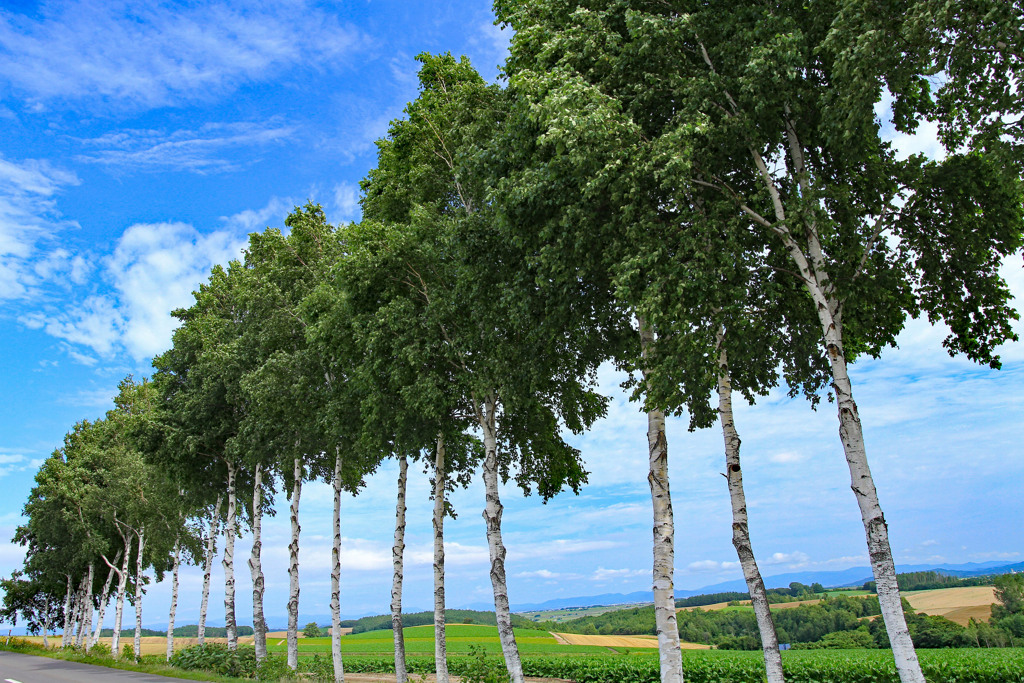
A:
0;638;257;682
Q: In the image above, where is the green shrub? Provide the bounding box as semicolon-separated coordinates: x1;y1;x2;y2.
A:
170;642;257;678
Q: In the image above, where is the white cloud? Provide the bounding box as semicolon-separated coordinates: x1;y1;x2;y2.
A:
24;209;256;360
332;182;361;222
592;567;647;581
769;451;807;464
969;551;1021;560
765;551;810;566
75;121;295;174
0;155;80;300
686;560;741;573
0;1;365;110
516;569;560;579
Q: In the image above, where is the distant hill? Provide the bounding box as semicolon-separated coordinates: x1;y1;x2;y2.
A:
503;559;1021;614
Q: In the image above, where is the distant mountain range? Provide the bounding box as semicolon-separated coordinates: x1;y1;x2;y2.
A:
497;559;1023;614
44;558;1017;635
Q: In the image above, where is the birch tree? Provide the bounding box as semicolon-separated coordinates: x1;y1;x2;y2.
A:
355;53;607;683
497;3;1023;682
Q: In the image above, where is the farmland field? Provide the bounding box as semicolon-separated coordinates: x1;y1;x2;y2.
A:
903;586;997;625
12;626;1024;682
676;585;998;625
518;603;651;623
266;623;617;656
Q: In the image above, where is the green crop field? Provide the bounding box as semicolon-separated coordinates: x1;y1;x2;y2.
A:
259;624;1024;683
266;623;614;656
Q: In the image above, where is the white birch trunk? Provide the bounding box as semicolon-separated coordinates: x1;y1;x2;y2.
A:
133;526;145;661
391;453;408;683
198;494;223;645
330;448;346;683
92;551;121;648
478;396;524;683
81;562;94;650
166;537;181;661
433;436;449;683
223;461;238;651
751;128;925;683
111;533;132;658
62;575;72;647
827;342;924;683
287;457;302;670
637;315;685;683
717;340;784;683
69;576;82;648
249;462;268;662
42;597;50;648
73;569;90;648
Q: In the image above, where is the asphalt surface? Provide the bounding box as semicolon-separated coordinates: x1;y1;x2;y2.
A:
0;651;205;682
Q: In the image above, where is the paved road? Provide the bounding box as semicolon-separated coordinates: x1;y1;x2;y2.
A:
0;651;205;682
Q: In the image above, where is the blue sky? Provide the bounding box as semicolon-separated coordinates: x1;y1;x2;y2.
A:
0;1;1021;629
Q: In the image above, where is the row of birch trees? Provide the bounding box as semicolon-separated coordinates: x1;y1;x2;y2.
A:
5;1;1023;683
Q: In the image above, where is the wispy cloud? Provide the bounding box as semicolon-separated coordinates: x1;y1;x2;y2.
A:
686;560;741;573
0;155;80;300
765;551;810;567
76;121;295;174
0;0;365;110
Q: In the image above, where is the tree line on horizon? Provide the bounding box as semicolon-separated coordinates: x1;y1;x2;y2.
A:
3;1;1023;683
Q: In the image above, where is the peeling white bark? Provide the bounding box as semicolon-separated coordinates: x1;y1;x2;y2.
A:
829;347;924;683
134;526;145;661
392;453;408;683
750;138;926;683
73;572;88;649
110;532;132;658
42;597;50;648
478;396;524;683
637;315;684;683
249;463;268;661
198;494;222;645
81;562;94;650
167;537;181;661
62;575;72;646
287;457;303;670
223;461;238;651
717;340;784;683
330;448;346;683
433;437;449;683
92;550;121;648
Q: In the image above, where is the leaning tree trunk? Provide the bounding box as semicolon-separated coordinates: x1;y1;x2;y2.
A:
166;536;181;661
133;526;146;661
478;395;524;683
755;126;925;683
62;574;72;647
637;315;685;683
391;453;409;683
717;339;785;683
433;435;450;683
92;550;122;648
287;456;303;670
111;533;132;658
249;462;268;662
330;448;346;683
198;494;223;645
826;333;924;683
224;460;238;651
